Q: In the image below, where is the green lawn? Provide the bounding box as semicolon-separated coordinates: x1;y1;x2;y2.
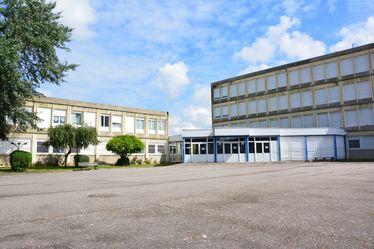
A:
0;163;175;174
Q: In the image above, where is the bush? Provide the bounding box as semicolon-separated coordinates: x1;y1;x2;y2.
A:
144;158;151;164
136;158;143;165
10;150;32;172
116;157;130;166
130;156;138;165
153;159;159;165
74;154;89;167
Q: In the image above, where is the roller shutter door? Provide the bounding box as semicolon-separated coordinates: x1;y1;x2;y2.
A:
307;136;334;159
280;137;305;161
336;136;346;159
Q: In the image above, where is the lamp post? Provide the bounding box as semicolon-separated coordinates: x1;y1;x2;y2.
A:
10;142;27;151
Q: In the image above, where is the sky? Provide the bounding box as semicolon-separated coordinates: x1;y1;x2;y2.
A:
40;0;374;135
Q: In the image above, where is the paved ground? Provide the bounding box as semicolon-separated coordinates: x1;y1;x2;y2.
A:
0;162;373;249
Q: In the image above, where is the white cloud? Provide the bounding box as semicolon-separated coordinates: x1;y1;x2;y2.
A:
235;16;326;73
330;16;374;52
280;31;326;60
154;61;191;99
54;0;96;39
327;0;338;13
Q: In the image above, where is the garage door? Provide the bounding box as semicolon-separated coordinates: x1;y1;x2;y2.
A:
280;137;305;161
307;136;334;159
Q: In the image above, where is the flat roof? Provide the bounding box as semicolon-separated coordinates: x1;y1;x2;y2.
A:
181;127;346;138
211;42;374;87
29;96;168;116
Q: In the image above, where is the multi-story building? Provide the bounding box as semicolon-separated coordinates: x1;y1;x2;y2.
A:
211;43;374;158
0;97;169;166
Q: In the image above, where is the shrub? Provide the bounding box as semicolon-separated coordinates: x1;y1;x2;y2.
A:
10;150;32;172
136;158;143;165
153;159;159;165
144;158;151;164
116;157;130;166
74;154;89;167
130;156;138;165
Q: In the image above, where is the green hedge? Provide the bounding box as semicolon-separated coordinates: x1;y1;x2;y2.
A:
10;150;32;172
74;154;90;167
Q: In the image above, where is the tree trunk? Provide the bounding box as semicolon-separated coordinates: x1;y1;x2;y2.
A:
64;148;71;167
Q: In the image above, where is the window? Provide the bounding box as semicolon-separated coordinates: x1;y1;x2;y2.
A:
238;102;246;116
136;118;145;130
214;107;221;119
217;143;223;154
348;140;360;148
267;75;276;90
340;58;353;75
230;104;238;117
158;120;165;131
100;115;110;127
289;70;299;86
208;143;214;154
270;118;279;127
256;78;265;92
256;143;262;153
292;116;302;128
112;115;122;132
326;61;338;78
221;106;229;117
221;86;228;98
248;101;256;114
301;91;313;107
257;99;266;113
229;84;237;97
303;114;314;128
278;95;288;110
317;113;329;127
359;108;374;126
345;110;358;127
268;96;277;112
357;81;372;99
354;54;369;73
313;64;324;81
277;73;287;87
249;142;255;153
193;144;199;154
37;141;49;153
280;117;289;128
213;88;220;100
148;144;155;154
300;67;311;83
37;108;52;129
249;121;258;128
258;119;268;127
328;86;340;103
248;80;256;94
343;84;355;101
148;119;156;131
71;112;82;125
315;88;327;105
291;92;301;108
157;145;165;154
53;110;66;125
84;112;96;127
330;111;342;128
238;82;246;96
185;143;191;154
53;147;64;153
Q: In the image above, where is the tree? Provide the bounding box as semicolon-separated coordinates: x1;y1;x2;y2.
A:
106;135;144;166
44;125;98;167
0;0;77;140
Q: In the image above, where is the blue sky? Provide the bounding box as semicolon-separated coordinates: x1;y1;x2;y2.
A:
41;0;374;134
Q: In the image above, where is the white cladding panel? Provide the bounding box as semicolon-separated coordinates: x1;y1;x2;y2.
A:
307;136;334;159
112;115;122;123
37;108;51;128
125;116;135;133
336;136;345;159
98;141;114;155
84;112;96;127
280;137;305;161
80;144;96;155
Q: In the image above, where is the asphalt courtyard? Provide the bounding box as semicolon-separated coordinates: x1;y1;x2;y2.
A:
0;162;373;249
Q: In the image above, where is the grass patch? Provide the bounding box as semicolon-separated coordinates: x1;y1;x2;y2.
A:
0;162;176;174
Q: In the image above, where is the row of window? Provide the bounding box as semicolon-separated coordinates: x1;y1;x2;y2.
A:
148;144;165;154
34;107;166;134
214;53;374;99
213;81;372;119
216;107;374;129
36;141;80;154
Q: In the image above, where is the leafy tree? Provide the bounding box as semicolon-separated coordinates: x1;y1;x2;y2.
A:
106;135;144;166
0;0;77;140
44;125;98;167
